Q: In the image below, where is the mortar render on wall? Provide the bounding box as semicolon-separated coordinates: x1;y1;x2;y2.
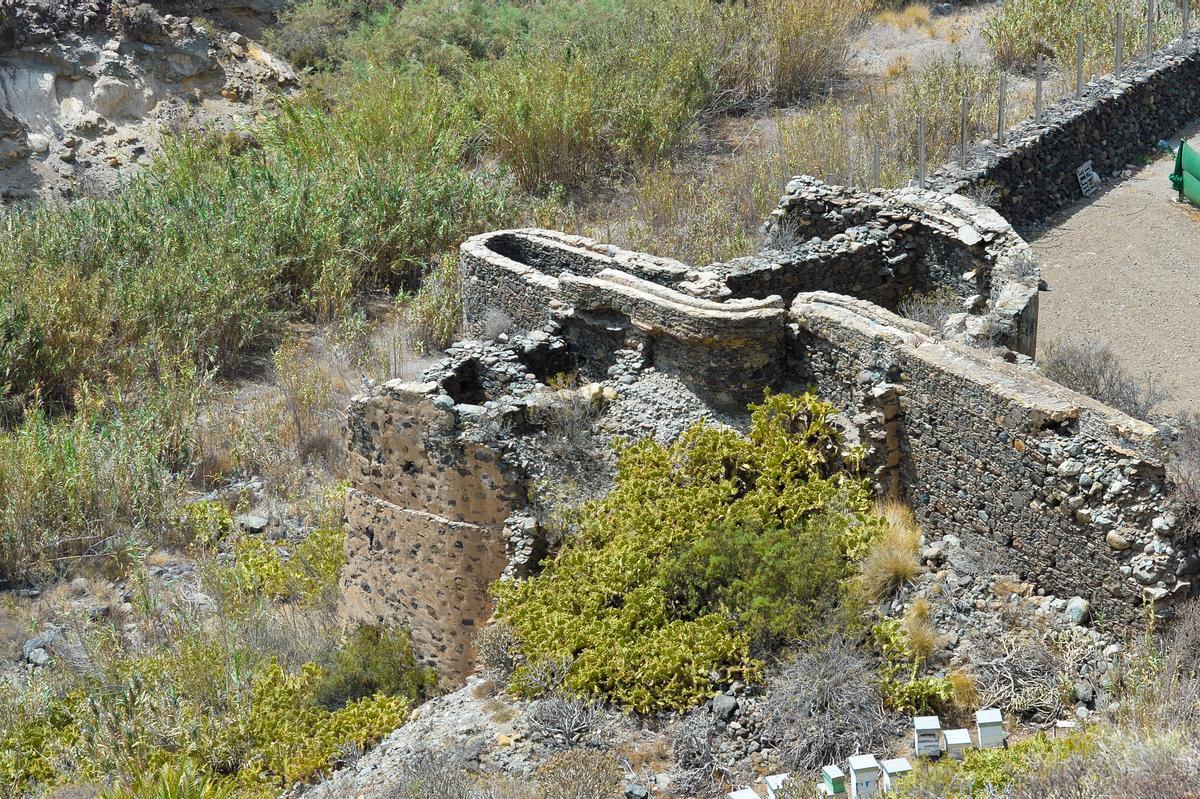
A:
342;382;523;686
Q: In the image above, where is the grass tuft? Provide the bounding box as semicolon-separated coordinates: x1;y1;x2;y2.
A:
861;500;923;600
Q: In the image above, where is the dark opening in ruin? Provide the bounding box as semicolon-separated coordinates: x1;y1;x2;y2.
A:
441;358;488;405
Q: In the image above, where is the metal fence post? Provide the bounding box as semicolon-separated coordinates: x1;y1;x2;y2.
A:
1148;0;1155;56
1077;31;1085;96
1116;12;1124;73
960;94;969;168
998;74;1007;145
1186;0;1191;38
872;142;881;187
918;116;927;189
1035;53;1044;121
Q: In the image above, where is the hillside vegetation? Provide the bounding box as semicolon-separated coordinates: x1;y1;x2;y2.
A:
1;0;1198;797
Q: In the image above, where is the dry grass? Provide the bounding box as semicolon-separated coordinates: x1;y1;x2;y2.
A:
574;55;1037;267
861;500;923;599
885;54;911;79
948;669;980;709
875;3;932;31
0;600;28;662
903;597;939;660
1040;338;1170;421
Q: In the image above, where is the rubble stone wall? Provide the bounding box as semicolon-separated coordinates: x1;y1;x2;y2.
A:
789;292;1193;621
721;178;1041;356
930;35;1200;227
341;381;524;686
344;173;1191;685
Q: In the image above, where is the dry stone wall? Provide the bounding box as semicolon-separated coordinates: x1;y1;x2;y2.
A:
726;177;1040;355
931;35;1200;227
789;292;1192;621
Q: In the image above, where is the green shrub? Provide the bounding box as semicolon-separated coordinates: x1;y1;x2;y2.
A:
267;0;360;71
664;516;852;648
100;761;233;799
874;618;955;715
472;0;860;191
494;392;885;713
314;625;437;710
404;253;464;354
0;368;204;584
0;68;512;409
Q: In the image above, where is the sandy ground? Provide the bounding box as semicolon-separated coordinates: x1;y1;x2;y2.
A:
1029;126;1200;414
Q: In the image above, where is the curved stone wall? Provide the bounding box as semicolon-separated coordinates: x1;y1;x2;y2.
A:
344;156;1194;680
730;176;1040;355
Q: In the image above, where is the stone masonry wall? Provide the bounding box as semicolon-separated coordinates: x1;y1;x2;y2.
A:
342;381;524;686
789;292;1195;621
930;35;1200;227
343;167;1193;686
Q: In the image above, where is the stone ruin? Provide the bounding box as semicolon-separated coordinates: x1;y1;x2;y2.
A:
340;28;1200;685
340;175;1195;684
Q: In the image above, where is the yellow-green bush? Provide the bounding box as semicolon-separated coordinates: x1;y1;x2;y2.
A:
893;731;1093;797
873;618;955;715
209;526;346;608
494;392;885;713
0;630;413;796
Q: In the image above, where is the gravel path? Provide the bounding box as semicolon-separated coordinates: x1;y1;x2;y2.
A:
1029;129;1200;414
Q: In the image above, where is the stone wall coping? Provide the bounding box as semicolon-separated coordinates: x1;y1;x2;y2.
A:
791;291;1162;452
461;227;695;284
560;269;785;340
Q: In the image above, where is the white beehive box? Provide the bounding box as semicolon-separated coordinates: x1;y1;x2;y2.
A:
765;773;791;799
847;754;881;799
913;715;943;757
880;757;913;791
819;764;847;798
727;789;760;799
943;728;972;760
975;708;1006;749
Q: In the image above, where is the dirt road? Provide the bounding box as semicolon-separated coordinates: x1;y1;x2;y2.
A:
1029;133;1200;414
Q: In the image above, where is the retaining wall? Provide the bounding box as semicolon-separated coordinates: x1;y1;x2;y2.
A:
789;292;1192;621
931;36;1200;227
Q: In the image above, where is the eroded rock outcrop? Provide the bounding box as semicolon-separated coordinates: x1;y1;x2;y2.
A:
0;0;293;202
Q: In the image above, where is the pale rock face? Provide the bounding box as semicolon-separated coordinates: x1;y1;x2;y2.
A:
0;0;295;203
91;75;143;119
